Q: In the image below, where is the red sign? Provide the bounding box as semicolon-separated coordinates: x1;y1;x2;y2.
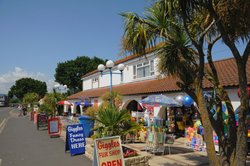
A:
93;136;124;166
34;113;38;124
48;117;61;137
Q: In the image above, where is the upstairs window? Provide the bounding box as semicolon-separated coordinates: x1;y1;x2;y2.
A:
92;77;99;83
92;77;99;88
133;60;155;79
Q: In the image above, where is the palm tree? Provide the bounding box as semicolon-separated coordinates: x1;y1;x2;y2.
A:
93;105;141;140
121;0;249;165
177;1;250;165
101;91;123;108
40;92;66;116
22;92;39;110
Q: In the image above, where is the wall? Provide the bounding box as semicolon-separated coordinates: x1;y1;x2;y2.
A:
92;90;239;111
83;79;92;90
227;88;241;110
82;53;157;91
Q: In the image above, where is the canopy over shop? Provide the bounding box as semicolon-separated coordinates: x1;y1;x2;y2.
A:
56;100;92;116
138;94;198;135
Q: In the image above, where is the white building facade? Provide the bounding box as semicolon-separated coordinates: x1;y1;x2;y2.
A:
68;52;250;115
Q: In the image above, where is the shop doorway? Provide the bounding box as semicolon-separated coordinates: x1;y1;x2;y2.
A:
122;100;143;112
123;100;144;123
76;105;81;115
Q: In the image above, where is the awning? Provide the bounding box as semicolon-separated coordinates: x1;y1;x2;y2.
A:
57;100;72;105
141;94;181;107
74;101;92;107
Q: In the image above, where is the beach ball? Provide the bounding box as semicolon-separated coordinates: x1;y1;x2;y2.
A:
183;96;194;107
175;95;184;105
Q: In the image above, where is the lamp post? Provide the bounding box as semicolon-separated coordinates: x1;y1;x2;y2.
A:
98;60;125;106
54;84;68;94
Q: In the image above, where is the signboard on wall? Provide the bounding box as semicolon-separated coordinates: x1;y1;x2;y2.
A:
93;136;124;166
65;124;86;156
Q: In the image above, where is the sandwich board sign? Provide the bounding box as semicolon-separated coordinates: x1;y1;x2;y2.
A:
37;114;48;130
93;136;124;166
65;124;86;156
48;117;61;137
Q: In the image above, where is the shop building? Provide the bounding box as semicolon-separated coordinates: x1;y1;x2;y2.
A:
67;52;250;115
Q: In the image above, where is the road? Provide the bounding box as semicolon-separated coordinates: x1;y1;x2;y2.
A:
0;107;92;166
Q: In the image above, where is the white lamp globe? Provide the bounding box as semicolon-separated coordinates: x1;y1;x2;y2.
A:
63;85;67;89
118;63;125;71
98;64;105;71
106;60;114;69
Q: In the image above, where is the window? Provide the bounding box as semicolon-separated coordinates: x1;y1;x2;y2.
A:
133;60;155;79
92;77;99;88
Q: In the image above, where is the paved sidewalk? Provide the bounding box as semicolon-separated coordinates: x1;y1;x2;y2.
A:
59;117;250;166
124;137;209;166
60;118;209;166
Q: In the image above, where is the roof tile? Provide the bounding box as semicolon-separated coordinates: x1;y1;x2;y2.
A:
68;57;250;100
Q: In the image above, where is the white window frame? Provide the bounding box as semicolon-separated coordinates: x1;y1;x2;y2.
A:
91;77;99;88
133;60;155;79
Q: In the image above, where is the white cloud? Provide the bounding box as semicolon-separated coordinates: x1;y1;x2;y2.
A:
0;67;57;94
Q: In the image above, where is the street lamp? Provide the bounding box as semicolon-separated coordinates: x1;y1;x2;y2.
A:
97;60;125;106
54;84;68;94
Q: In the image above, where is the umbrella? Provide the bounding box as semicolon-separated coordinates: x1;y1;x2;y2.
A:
57;100;72;105
141;94;181;107
74;101;92;107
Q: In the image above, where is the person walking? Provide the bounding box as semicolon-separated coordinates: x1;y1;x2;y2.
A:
18;104;23;117
22;106;27;116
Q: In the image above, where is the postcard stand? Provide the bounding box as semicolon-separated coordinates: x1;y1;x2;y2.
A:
146;128;165;155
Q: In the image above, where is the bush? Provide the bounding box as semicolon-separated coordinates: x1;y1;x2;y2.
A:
84;106;98;117
93;105;141;139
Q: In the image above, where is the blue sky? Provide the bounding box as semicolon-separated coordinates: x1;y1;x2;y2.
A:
0;0;246;94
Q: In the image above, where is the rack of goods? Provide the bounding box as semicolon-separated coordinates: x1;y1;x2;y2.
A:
166;109;175;132
146;117;165;154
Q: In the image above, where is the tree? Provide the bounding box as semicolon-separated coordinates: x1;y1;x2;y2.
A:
22;92;39;110
101;91;123;108
121;0;250;165
8;78;47;100
178;1;250;165
55;56;105;94
40;92;66;115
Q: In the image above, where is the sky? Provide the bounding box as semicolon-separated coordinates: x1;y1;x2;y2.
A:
0;0;246;94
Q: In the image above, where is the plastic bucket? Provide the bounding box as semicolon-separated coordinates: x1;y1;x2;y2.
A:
78;115;94;137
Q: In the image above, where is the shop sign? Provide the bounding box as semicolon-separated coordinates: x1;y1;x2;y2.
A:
93;136;124;166
65;124;86;156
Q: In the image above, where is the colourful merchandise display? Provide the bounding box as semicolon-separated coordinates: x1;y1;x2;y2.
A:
166;109;175;132
185;120;206;152
213;131;219;152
